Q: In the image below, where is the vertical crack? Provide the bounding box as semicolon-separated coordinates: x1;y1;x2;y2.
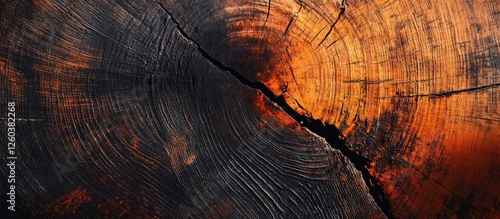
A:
264;0;271;25
316;7;345;49
283;16;295;36
283;5;302;37
158;2;393;218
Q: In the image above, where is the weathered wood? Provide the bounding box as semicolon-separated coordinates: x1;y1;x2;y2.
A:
164;0;500;217
0;0;498;218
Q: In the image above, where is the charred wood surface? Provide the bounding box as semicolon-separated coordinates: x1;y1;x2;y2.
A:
0;0;499;218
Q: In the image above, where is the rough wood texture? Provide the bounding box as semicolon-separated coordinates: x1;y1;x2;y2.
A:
1;0;498;218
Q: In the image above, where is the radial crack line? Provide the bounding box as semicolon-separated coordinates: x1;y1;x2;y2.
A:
158;3;392;218
408;83;500;98
316;7;345;49
264;0;271;25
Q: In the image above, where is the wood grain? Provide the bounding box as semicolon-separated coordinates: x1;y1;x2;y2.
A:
0;0;498;218
163;0;499;217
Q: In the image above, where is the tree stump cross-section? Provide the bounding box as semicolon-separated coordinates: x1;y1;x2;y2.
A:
0;0;499;218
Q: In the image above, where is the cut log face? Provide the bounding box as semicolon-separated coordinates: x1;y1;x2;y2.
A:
0;0;499;218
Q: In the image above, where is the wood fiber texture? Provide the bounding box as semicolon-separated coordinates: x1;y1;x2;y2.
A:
0;0;499;218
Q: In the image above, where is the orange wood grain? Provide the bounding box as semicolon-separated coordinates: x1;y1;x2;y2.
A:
175;0;500;217
1;0;498;217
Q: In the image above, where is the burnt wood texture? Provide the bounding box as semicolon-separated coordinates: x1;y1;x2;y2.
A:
0;0;499;218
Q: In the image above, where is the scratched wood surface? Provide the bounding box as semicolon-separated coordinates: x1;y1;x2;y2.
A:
0;0;499;218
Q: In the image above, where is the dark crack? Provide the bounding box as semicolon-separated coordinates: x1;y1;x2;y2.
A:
158;2;393;218
264;0;271;24
411;83;500;98
283;16;295;36
283;5;302;37
317;5;346;49
378;83;500;100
